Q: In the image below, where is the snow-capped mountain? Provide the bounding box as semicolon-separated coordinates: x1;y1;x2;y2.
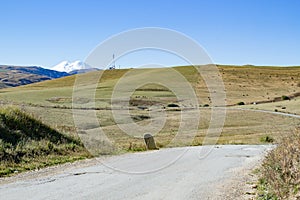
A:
51;60;92;73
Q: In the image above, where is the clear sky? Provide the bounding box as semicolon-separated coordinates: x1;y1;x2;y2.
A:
0;0;300;68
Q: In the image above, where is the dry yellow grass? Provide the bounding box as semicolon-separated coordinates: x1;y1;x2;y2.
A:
1;65;299;106
0;65;299;153
258;129;300;199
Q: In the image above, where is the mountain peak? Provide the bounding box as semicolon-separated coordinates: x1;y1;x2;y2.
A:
51;60;91;73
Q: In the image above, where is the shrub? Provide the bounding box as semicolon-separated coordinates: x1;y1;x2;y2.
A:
237;101;245;105
260;135;274;143
128;142;146;152
203;104;209;107
167;103;179;107
281;95;290;100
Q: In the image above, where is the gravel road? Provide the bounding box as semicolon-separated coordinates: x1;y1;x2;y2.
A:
0;145;272;200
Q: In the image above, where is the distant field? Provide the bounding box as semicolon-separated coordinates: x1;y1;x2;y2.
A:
0;65;299;154
237;96;300;115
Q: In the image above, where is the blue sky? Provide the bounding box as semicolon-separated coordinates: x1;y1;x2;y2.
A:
0;0;300;68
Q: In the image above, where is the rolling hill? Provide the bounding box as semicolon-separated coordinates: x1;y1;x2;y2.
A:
0;65;69;88
0;64;100;89
0;65;299;150
0;64;299;175
1;65;299;107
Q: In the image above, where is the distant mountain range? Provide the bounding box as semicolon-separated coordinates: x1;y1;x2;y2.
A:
0;65;69;88
0;61;100;88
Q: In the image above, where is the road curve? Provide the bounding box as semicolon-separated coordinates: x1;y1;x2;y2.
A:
225;107;300;119
0;145;272;200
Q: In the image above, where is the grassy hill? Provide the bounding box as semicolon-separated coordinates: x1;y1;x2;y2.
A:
0;64;299;194
0;107;90;177
0;64;299;154
0;65;299;106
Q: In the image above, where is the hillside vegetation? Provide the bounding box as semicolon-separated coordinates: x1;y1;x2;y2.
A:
258;129;300;199
0;107;90;177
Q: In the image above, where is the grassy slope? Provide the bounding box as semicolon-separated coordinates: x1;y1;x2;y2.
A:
0;65;299;152
0;65;299;106
218;65;300;105
0;69;128;106
0;107;90;177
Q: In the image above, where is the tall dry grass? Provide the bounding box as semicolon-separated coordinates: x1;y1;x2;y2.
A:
258;128;300;199
0;107;90;177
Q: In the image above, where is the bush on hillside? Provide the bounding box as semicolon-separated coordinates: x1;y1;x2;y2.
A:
237;101;245;105
281;95;290;100
260;135;274;143
167;103;179;107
